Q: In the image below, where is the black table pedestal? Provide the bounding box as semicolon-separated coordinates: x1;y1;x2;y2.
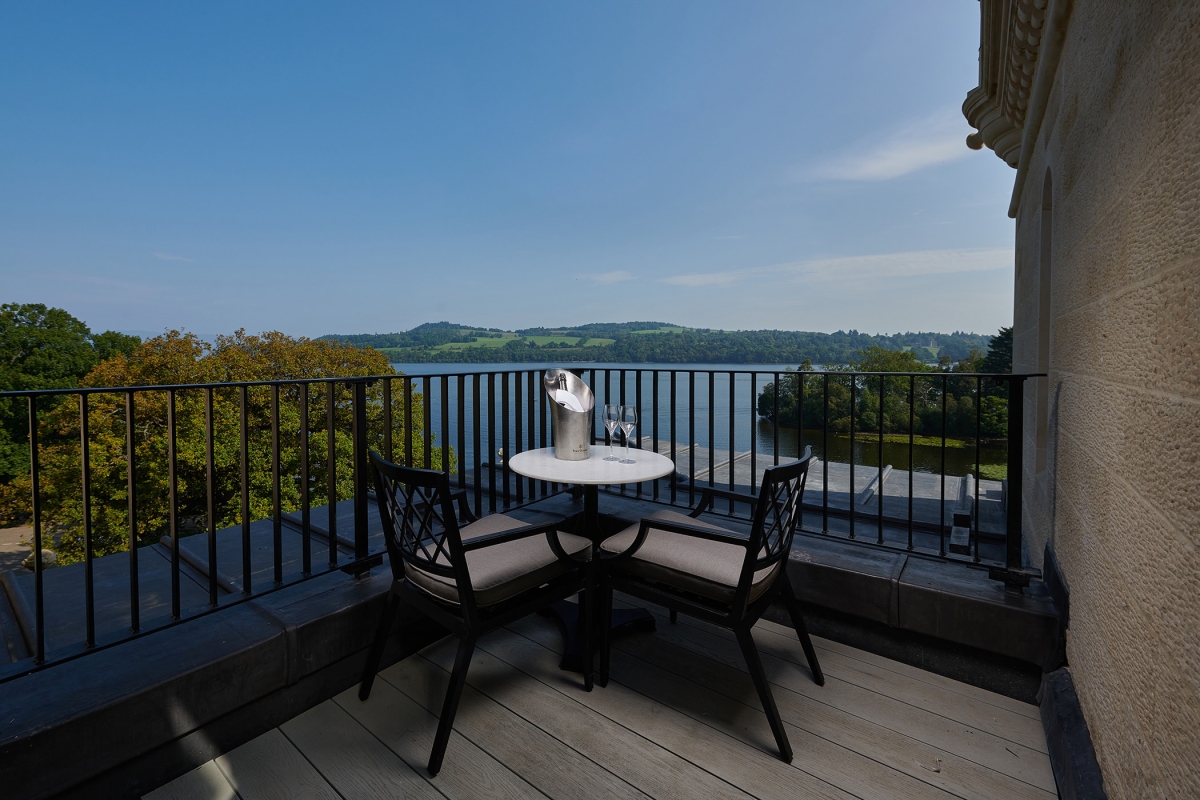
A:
542;600;656;673
547;483;656;673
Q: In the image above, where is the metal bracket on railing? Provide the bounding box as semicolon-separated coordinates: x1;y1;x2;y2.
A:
988;565;1041;592
339;552;384;578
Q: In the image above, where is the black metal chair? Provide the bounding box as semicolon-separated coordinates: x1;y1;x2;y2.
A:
359;451;594;776
597;446;823;763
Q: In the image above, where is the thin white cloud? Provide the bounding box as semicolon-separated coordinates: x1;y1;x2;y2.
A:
798;108;972;182
660;248;1012;288
660;270;742;287
577;270;635;285
153;252;194;262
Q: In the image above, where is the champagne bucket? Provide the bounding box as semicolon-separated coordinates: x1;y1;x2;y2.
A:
543;369;595;460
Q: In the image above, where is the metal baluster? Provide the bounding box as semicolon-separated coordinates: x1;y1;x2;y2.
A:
773;372;780;467
849;375;856;541
383;379;393;462
327;382;337;568
272;384;282;586
538;370;547;496
750;372;757;496
424;376;433;471
488;373;497;513
168;389;181;616
878;374;885;546
670;371;677;505
708;372;715;492
404;376;413;467
908;376;915;551
689;372;696;505
80;395;94;646
635;369;643;496
515;371;523;503
126;391;140;631
441;375;450;479
27;397;45;663
652;370;659;501
458;375;467;490
974;376;983;563
240;387;252;594
940;374;948;557
822;374;829;534
205;387;218;606
351;379;369;564
501;372;510;508
300;382;311;577
728;371;735;511
473;374;482;516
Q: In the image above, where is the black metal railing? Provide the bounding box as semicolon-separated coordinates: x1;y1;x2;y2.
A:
0;366;1039;679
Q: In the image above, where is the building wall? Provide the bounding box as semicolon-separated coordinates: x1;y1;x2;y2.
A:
1011;2;1199;796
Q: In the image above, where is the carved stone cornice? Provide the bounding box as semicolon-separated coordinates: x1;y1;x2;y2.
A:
962;0;1049;167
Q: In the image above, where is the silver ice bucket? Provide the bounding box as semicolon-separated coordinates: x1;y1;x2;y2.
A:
544;369;595;460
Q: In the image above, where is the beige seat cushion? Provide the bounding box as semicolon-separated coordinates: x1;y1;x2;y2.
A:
600;510;780;604
405;513;590;606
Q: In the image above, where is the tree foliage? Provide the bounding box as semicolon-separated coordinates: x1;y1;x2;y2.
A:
1;330;448;563
0;304;141;483
756;333;1013;440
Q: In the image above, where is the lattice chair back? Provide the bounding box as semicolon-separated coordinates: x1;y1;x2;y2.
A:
742;446;813;586
370;451;475;606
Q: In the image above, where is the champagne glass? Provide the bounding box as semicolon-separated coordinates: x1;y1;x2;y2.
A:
602;404;621;461
619;406;637;464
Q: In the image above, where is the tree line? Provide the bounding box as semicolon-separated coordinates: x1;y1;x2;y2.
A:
755;328;1013;440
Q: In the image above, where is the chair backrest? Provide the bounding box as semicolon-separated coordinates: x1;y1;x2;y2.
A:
740;446;813;590
370;451;474;603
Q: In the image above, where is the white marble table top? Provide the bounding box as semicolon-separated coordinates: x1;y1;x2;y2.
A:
507;446;675;486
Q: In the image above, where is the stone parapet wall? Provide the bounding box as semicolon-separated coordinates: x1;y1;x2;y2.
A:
1009;1;1200;795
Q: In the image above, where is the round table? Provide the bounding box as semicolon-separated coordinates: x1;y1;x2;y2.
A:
507;445;675;672
508;445;675;543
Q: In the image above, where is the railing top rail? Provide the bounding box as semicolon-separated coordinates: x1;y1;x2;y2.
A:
0;370;1046;399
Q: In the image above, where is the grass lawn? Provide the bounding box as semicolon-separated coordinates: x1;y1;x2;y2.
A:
628;326;686;334
525;335;581;346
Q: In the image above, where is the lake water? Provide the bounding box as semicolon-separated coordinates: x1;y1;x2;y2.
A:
389;362;1005;478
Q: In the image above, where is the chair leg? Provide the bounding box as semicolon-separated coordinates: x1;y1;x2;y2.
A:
781;575;824;686
428;634;476;777
598;585;613;688
359;590;401;701
735;626;793;763
580;579;594;692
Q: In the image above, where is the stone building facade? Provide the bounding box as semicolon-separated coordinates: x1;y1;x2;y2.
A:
965;1;1199;796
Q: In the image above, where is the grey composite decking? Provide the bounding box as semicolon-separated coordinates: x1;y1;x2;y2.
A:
148;600;1055;800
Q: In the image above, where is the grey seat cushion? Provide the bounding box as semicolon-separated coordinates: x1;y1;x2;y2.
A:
405;513;590;606
600;509;780;604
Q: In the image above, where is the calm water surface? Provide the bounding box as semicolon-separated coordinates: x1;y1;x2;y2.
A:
389;362;1004;477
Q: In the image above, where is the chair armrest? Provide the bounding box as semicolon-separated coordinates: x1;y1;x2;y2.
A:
448;488;478;523
690;486;758;518
460;521;589;564
601;516;749;565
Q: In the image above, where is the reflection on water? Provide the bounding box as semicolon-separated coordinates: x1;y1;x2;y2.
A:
762;424;1006;477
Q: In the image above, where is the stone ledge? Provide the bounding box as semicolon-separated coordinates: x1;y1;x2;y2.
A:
786;530;1062;670
0;567;438;800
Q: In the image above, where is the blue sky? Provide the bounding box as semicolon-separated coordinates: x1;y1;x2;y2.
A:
1;2;1016;338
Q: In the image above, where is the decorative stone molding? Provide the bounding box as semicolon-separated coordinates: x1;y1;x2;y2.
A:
963;0;1049;167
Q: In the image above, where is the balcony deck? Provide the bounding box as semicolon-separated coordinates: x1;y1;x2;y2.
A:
148;599;1055;800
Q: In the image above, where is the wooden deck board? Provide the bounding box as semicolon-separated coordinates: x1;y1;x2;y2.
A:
603;613;1055;799
279;700;444;800
214;729;340;800
423;632;757;800
142;762;238;800
333;680;543;800
382;653;651;800
149;611;1054;800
